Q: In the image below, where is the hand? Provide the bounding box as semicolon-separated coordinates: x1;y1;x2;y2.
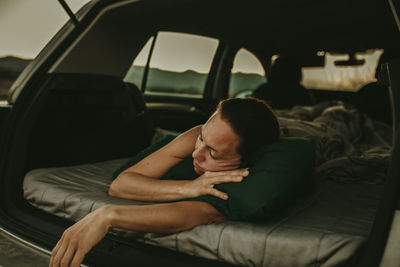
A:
184;168;249;200
49;206;112;267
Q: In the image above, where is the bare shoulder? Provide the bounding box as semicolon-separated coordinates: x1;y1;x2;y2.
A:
165;125;201;159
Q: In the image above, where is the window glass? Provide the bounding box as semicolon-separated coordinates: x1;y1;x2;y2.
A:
0;0;89;100
66;0;91;13
125;32;219;98
302;49;384;91
229;48;266;98
123;37;154;90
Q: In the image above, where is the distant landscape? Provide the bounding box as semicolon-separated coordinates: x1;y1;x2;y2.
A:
0;56;265;99
0;56;31;99
124;65;265;96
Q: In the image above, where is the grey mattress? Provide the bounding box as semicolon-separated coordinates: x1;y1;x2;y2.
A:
23;158;384;267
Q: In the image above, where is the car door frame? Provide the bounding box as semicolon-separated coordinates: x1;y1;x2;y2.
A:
141;32;230;131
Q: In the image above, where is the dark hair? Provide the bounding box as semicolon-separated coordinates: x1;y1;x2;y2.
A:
216;97;280;158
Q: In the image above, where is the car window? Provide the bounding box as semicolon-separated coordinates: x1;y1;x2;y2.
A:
0;0;90;101
124;31;219;98
124;36;155;90
301;49;384;91
228;48;266;98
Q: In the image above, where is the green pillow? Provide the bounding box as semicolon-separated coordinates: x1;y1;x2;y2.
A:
112;136;315;221
191;137;316;220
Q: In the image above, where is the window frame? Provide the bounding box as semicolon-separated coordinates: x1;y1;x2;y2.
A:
128;31;222;101
227;47;267;98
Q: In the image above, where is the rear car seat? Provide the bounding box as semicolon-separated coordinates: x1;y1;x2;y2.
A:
27;73;154;170
252;55;314;109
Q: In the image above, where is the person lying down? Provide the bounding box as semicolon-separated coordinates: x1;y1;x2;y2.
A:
50;97;315;267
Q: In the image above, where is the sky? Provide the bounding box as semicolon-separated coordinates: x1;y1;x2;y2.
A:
0;0;264;75
133;33;265;75
0;0;89;59
0;0;379;81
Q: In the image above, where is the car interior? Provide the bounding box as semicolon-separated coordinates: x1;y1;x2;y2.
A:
1;0;400;266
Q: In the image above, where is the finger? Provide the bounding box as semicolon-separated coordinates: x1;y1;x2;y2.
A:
210;175;245;185
210;168;249;177
70;250;86;267
50;235;64;265
60;242;77;267
51;236;68;267
207;188;229;200
51;244;67;267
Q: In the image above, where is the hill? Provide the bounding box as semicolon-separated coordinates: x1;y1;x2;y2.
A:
0;56;32;99
0;56;31;79
124;65;265;96
0;57;266;99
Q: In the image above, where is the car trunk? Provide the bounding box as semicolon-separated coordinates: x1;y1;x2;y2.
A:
0;0;399;266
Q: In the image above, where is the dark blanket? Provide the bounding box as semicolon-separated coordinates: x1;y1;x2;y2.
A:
276;100;392;184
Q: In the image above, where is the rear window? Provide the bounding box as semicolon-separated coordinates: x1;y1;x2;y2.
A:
124;31;219;98
0;0;90;101
301;49;383;91
228;48;266;98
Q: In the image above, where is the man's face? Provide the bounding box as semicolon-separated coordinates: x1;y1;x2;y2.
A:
192;112;241;175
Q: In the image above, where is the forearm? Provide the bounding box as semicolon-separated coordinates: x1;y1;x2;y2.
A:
109;172;191;202
50;201;225;267
104;201;226;234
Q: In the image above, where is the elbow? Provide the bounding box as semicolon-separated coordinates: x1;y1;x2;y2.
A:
207;209;227;224
108;171;142;199
108;171;129;197
108;184;117;197
108;180;122;198
176;209;226;233
181;202;227;231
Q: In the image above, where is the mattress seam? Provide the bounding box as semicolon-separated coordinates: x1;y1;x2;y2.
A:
315;231;327;267
216;221;232;259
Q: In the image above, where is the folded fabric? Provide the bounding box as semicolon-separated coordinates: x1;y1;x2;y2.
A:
112;135;316;221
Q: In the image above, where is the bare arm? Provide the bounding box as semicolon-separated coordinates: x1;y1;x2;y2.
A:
109;201;225;233
49;201;226;267
109;126;248;202
108;126;199;201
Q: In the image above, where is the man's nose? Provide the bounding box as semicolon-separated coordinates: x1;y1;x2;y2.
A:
192;145;205;161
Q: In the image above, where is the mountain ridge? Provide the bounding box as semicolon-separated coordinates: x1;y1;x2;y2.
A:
0;56;265;97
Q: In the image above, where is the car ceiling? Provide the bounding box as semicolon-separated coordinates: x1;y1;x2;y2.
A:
51;0;400;76
114;0;400;51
